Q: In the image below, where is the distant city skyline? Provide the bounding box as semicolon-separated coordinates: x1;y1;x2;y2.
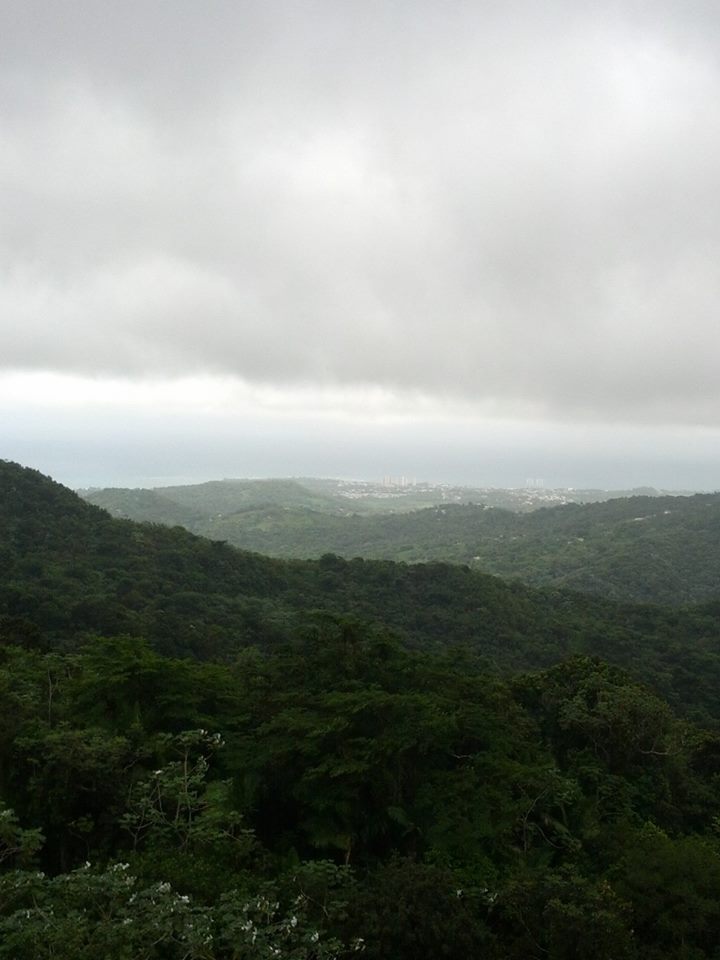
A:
5;403;716;493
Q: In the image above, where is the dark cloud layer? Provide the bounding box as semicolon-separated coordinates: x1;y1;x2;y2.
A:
3;1;720;424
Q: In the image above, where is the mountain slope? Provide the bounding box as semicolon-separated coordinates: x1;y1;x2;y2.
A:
3;460;720;719
4;461;720;960
85;479;720;604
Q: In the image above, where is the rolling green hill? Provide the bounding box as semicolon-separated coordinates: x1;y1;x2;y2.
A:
154;478;348;515
84;479;720;605
4;460;720;721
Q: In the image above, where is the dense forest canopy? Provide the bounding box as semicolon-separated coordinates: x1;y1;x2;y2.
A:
2;459;720;958
4;462;720;720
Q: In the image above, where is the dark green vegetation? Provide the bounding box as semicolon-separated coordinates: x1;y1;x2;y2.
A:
83;480;719;605
3;460;720;958
6;462;720;720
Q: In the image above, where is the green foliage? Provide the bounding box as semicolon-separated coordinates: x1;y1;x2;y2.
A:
346;858;491;960
0;805;43;868
0;863;350;960
0;629;717;958
4;460;720;721
3;460;720;957
492;867;637;960
120;730;260;900
121;730;230;851
615;825;720;960
0;863;214;960
85;474;720;606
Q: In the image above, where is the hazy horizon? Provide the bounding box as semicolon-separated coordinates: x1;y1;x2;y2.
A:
3;2;720;488
9;418;717;496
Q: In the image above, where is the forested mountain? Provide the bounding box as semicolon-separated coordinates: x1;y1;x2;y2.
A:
3;460;720;719
84;479;719;605
4;459;720;959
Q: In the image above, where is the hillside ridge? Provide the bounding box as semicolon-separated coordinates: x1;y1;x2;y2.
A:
3;459;720;722
83;474;720;604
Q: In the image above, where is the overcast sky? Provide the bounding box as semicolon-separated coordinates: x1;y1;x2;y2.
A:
2;0;720;488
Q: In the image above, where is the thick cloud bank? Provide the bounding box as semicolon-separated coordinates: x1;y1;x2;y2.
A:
2;0;720;424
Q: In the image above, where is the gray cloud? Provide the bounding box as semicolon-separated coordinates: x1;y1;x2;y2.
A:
3;0;720;424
